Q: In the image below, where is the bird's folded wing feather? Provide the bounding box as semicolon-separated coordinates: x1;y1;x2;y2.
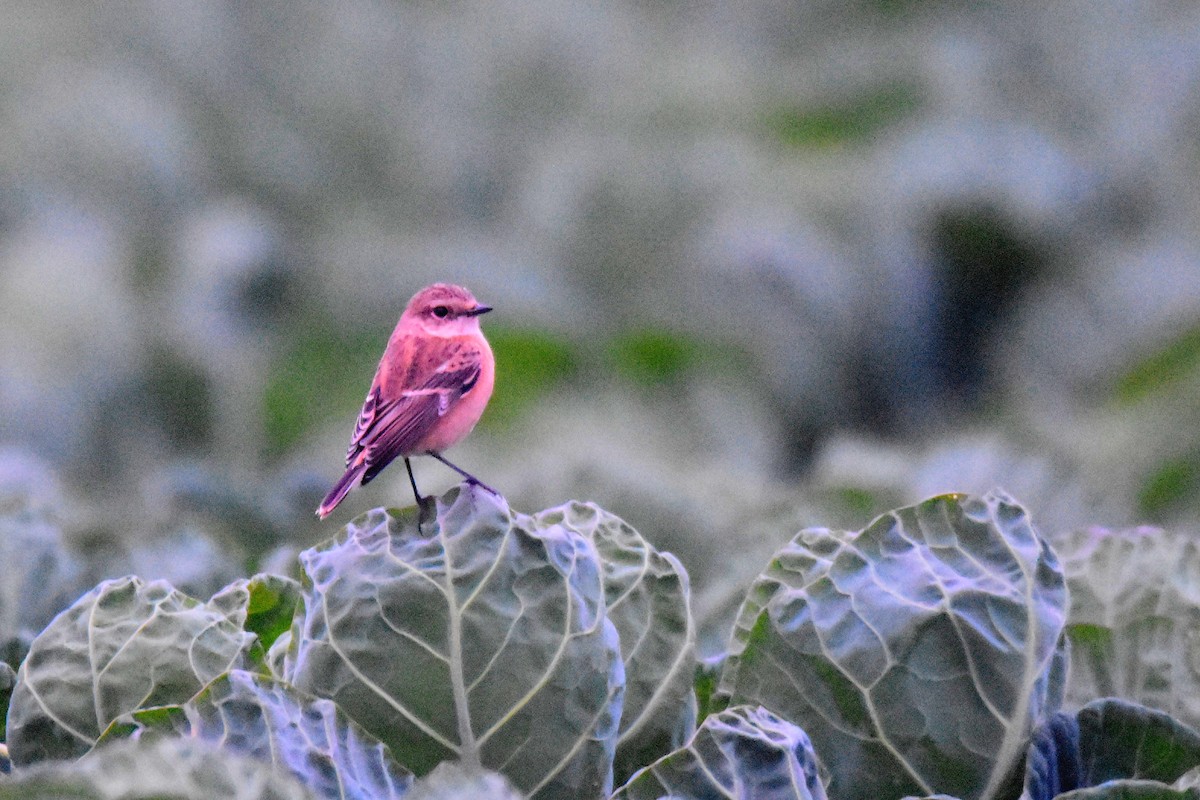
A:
346;381;382;463
344;338;483;485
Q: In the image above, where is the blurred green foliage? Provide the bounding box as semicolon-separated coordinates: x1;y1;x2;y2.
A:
870;0;926;13
831;486;879;519
609;329;699;387
766;82;921;148
608;329;757;393
1066;622;1112;655
1138;456;1200;522
144;347;213;451
482;326;579;428
1112;323;1200;406
129;233;171;296
263;327;382;459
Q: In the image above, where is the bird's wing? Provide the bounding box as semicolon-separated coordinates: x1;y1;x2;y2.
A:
345;336;483;485
345;379;383;464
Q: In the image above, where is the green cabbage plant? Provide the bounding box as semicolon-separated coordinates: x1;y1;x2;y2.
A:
2;487;1199;800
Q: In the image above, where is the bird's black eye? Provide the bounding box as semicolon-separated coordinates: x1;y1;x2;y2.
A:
433;305;450;318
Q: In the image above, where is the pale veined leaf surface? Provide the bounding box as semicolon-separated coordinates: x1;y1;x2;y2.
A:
284;486;624;799
717;491;1068;800
529;500;696;786
7;576;254;766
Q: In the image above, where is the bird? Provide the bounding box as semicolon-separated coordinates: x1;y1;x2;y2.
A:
316;283;496;519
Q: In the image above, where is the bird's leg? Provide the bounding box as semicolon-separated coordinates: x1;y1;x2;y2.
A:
405;457;423;506
406;458;436;530
429;452;499;495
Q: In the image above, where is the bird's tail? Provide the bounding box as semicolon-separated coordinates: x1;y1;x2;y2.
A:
317;461;367;519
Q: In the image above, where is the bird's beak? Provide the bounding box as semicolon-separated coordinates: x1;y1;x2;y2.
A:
468;304;493;316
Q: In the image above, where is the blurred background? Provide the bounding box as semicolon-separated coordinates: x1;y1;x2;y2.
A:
2;1;1200;644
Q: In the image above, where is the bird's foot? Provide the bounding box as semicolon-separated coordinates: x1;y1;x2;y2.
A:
465;477;500;496
415;494;436;531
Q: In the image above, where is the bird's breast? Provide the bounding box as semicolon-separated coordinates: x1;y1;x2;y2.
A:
418;338;494;453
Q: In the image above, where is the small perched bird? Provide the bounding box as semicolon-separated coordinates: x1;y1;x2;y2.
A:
317;283;496;519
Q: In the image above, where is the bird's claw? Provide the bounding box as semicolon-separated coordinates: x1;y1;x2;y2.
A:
415;494;436;531
465;477;500;496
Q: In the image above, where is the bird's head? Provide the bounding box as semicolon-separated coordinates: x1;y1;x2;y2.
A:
403;283;493;335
